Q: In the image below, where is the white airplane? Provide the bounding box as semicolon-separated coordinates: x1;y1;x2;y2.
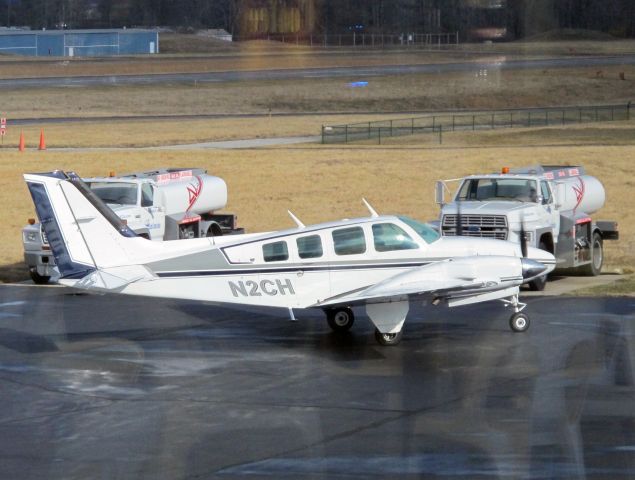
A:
24;171;556;346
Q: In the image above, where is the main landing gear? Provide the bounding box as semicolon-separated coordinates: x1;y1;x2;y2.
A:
501;294;530;333
324;307;404;346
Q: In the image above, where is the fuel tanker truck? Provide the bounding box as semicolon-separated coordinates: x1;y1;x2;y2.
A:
22;168;244;284
434;165;618;291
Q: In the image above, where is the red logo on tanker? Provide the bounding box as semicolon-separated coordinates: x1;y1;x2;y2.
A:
186;176;203;212
571;177;585;212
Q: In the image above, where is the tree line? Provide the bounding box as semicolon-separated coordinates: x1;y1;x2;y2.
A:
1;0;633;38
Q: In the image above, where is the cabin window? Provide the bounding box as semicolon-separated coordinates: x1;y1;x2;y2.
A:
372;223;419;252
297;235;323;259
332;227;366;255
263;241;289;262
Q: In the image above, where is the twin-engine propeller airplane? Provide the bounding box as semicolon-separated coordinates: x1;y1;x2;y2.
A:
24;171;556;346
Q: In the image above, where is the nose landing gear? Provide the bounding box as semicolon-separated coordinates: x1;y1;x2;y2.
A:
501;294;530;332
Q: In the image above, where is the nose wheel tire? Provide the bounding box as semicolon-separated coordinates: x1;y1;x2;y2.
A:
326;307;355;332
374;328;403;346
510;312;530;333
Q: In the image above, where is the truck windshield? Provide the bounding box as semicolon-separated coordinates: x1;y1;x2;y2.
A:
457;178;538;202
398;216;440;244
88;182;138;206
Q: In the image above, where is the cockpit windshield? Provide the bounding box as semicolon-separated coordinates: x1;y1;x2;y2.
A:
398;216;440;244
87;182;138;206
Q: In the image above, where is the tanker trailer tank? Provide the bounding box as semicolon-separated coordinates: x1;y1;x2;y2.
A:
157;174;228;216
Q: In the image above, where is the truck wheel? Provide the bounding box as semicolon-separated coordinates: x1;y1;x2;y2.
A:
29;270;51;285
206;224;223;237
528;241;549;291
581;232;603;276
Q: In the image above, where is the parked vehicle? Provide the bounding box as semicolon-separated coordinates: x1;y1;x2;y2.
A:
435;165;619;290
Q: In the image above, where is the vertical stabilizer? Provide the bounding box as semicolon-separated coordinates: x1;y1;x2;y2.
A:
24;171;146;278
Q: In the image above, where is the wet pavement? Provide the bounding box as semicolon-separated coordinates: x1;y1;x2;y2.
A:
0;285;633;479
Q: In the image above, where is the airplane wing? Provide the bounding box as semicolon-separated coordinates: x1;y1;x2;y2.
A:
310;256;541;334
312;256;528;309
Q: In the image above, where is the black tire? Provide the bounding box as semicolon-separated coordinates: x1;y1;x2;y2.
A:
29;269;51;285
326;307;355;332
374;328;403;346
509;312;530;333
528;241;549;291
580;232;603;276
206;223;223;237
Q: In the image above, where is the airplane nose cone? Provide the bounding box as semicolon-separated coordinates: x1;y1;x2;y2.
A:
521;258;547;279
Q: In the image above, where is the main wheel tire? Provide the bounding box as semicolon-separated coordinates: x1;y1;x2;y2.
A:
29;270;51;285
580;232;603;276
509;312;530;333
326;307;355;332
374;328;403;346
528;241;549;291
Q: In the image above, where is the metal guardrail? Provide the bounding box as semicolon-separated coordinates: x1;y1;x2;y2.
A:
321;103;632;145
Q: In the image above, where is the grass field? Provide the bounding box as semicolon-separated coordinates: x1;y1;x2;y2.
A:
0;66;634;124
1;124;633;283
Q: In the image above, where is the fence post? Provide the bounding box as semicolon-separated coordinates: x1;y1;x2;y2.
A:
562;110;565;125
510;112;513;128
368;122;371;139
491;113;495;129
390;120;393;137
321;125;324;144
579;108;582;123
432;116;436;130
345;125;348;143
411;118;414;134
472;115;475;130
528;111;531;127
545;110;548;125
611;107;614;121
378;128;381;145
628;102;631;121
439;125;443;145
452;115;455;131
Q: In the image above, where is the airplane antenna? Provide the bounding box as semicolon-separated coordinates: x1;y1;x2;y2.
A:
362;198;379;218
287;210;305;228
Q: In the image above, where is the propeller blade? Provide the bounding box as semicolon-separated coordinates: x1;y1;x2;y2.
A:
519;213;528;258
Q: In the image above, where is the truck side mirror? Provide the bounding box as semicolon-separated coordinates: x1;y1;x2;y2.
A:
435;181;445;205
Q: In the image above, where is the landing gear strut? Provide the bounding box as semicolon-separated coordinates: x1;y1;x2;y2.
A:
501;294;530;333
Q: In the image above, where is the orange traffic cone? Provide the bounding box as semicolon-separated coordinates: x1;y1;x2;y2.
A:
18;131;25;152
38;129;46;151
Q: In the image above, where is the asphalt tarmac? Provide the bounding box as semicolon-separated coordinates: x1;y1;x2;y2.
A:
0;285;633;479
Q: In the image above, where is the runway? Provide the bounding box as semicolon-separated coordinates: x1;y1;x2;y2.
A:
2;54;635;89
0;284;633;479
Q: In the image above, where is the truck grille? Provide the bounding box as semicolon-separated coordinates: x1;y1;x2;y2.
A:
442;215;508;240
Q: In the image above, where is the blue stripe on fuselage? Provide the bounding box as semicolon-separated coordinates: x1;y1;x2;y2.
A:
26;181;95;280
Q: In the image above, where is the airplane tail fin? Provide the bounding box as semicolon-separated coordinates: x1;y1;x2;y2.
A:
23;171;148;282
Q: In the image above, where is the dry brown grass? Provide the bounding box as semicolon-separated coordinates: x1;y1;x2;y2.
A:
1;133;634;282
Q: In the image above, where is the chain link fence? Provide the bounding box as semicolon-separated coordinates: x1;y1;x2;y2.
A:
322;103;632;144
235;32;459;48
